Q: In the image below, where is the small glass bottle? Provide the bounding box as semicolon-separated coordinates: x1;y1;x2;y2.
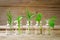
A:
6;21;13;35
39;21;43;34
14;20;23;35
45;20;51;35
35;21;39;34
35;21;43;34
25;20;32;34
14;20;18;35
5;22;9;35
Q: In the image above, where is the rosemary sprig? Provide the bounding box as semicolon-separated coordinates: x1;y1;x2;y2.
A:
7;10;12;31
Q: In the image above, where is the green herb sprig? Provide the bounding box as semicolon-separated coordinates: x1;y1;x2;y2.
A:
26;8;34;31
16;16;23;34
35;13;43;34
7;10;12;31
48;16;56;35
48;16;56;28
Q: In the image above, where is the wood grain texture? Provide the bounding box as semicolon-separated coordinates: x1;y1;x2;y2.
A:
0;0;60;25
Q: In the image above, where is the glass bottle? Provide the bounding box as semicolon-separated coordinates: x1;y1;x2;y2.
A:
14;20;23;35
25;20;32;34
14;20;18;35
35;21;43;34
6;21;13;35
45;20;51;35
35;21;38;34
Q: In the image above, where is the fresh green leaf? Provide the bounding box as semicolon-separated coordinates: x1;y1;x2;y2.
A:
48;16;56;28
49;20;55;28
16;16;23;34
35;13;42;22
26;8;34;21
7;10;12;26
16;16;23;21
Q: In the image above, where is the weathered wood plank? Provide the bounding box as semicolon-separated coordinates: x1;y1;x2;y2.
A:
0;0;60;7
0;0;60;25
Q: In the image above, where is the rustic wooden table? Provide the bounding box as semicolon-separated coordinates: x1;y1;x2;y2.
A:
0;30;60;40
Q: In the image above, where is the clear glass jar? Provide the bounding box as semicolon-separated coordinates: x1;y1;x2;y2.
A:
35;21;43;34
6;21;13;35
25;20;32;34
14;20;23;35
44;20;51;35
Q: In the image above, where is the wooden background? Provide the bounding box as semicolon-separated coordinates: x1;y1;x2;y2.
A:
0;0;60;25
